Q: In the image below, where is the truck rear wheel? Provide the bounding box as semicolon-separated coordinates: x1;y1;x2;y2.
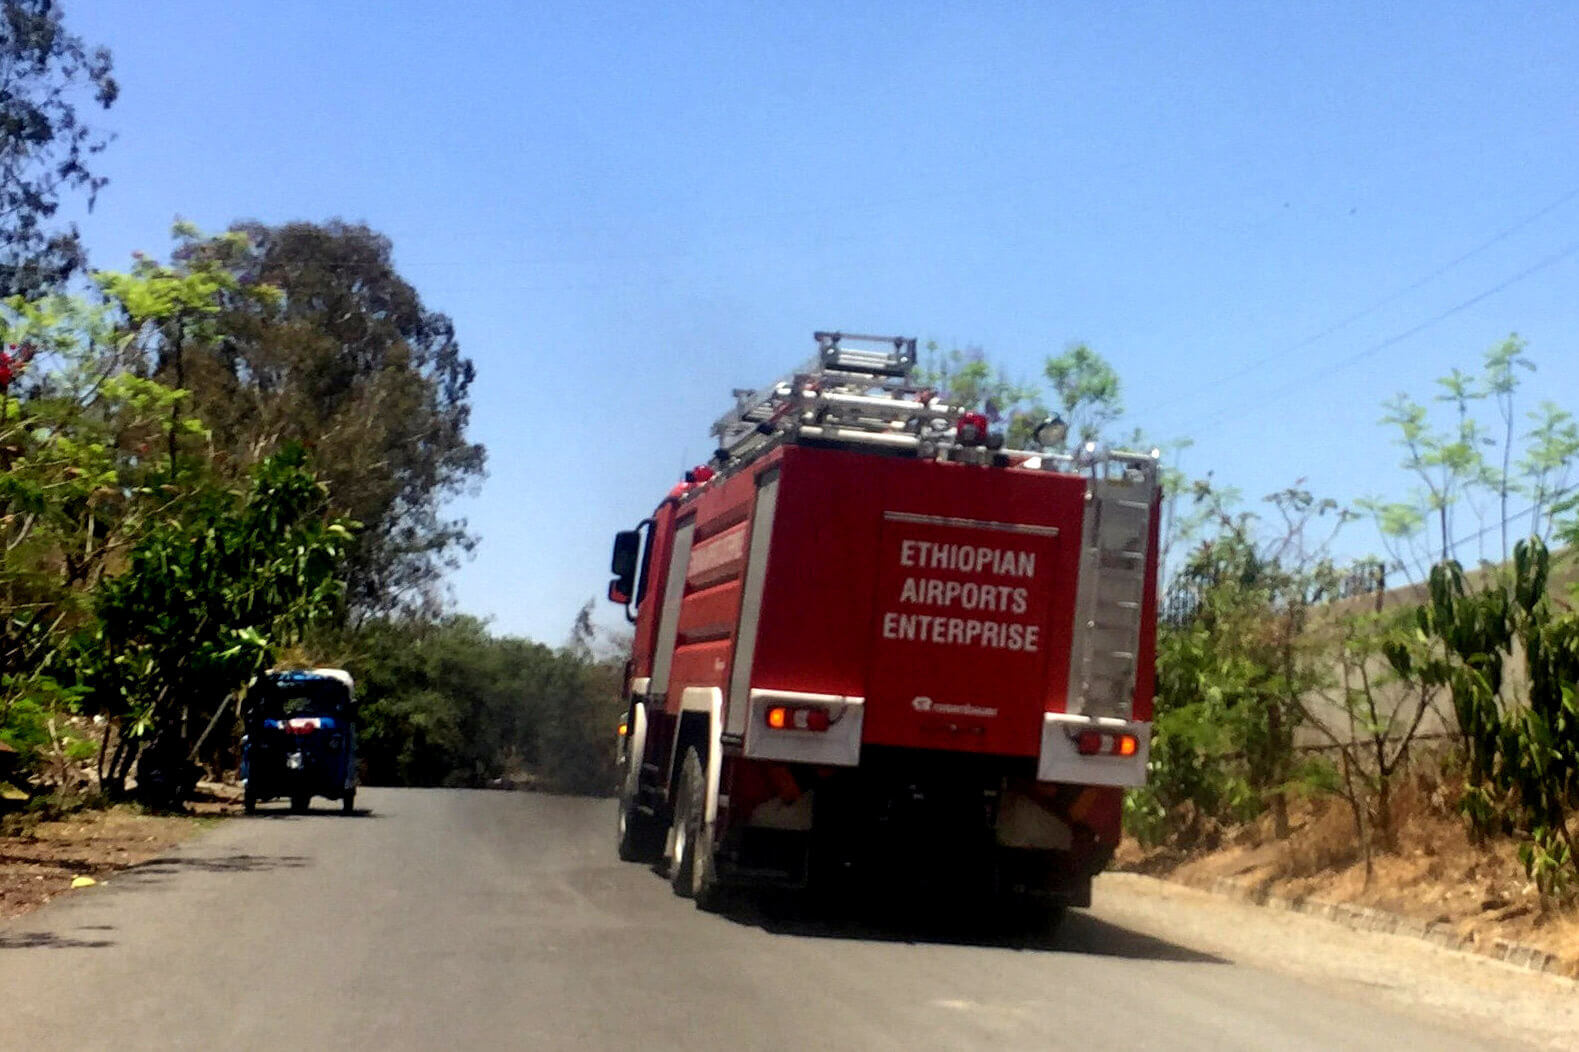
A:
669;749;723;911
617;788;664;862
617;704;664;863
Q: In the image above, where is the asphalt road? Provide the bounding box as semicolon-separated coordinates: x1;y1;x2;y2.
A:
0;789;1559;1051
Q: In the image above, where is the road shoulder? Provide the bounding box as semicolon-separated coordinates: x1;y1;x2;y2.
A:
1;804;220;921
1095;872;1579;1051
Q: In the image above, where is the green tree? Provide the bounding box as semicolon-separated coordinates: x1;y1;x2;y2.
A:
1403;539;1579;900
1520;401;1579;543
164;221;486;617
1291;607;1442;882
917;343;1045;448
0;0;117;296
1;230;282;757
1370;383;1485;568
1043;343;1124;450
1362;338;1577;578
344;610;624;794
84;444;353;806
919;340;1131;453
1480;336;1534;562
1138;482;1351;844
0;290;195;779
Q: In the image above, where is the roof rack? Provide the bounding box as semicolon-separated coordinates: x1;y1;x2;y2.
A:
813;331;916;377
704;330;1163;484
709;332;954;470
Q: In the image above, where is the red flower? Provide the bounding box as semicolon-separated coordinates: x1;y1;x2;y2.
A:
0;343;35;389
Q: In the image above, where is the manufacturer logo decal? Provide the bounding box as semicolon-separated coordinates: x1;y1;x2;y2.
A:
912;695;997;718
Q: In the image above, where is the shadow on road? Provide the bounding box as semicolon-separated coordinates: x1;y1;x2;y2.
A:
241;806;379;819
717;894;1228;963
115;852;311;888
0;928;115;950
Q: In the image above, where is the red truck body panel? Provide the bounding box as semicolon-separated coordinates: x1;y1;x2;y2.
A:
749;446;1089;757
629;443;1159;749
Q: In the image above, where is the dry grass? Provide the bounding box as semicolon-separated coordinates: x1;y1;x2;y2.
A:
0;796;234;920
1117;775;1579;974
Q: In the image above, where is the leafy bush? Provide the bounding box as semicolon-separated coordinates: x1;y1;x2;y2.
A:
1408;539;1579;898
340;613;625;795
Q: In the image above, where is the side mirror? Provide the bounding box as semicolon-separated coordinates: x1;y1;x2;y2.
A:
608;529;640;609
610;529;640;578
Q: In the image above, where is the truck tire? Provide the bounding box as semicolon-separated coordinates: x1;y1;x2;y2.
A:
617;704;664;863
290;794;310;815
342;789;356;815
617;787;664;862
243;786;258;815
669;749;723;911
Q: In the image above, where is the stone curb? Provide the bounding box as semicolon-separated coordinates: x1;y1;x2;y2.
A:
1189;873;1574;979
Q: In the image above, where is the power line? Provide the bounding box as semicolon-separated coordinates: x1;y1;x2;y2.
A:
1185;238;1579;437
1427;480;1578;555
1134;184;1579;421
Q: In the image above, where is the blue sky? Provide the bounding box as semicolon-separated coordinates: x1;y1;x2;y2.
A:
67;1;1579;643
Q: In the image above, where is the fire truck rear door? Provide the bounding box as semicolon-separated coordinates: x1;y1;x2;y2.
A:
864;512;1061;757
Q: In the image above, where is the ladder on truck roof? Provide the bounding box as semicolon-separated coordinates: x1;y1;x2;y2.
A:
710;331;957;469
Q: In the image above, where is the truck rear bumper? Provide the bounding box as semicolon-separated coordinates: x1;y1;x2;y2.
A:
719;748;1118;900
720;829;1099;906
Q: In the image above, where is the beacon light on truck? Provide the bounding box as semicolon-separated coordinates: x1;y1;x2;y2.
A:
956;412;989;446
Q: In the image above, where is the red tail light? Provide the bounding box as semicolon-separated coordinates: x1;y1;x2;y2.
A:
1075;730;1139;756
764;705;831;732
957;412;989;446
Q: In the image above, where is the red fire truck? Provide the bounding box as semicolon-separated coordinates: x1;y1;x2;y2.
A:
607;332;1159;925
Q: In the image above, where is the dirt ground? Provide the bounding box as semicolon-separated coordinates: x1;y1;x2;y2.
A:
0;792;238;920
1116;779;1579;976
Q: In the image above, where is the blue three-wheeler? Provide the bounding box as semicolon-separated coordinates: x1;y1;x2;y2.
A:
241;668;358;815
